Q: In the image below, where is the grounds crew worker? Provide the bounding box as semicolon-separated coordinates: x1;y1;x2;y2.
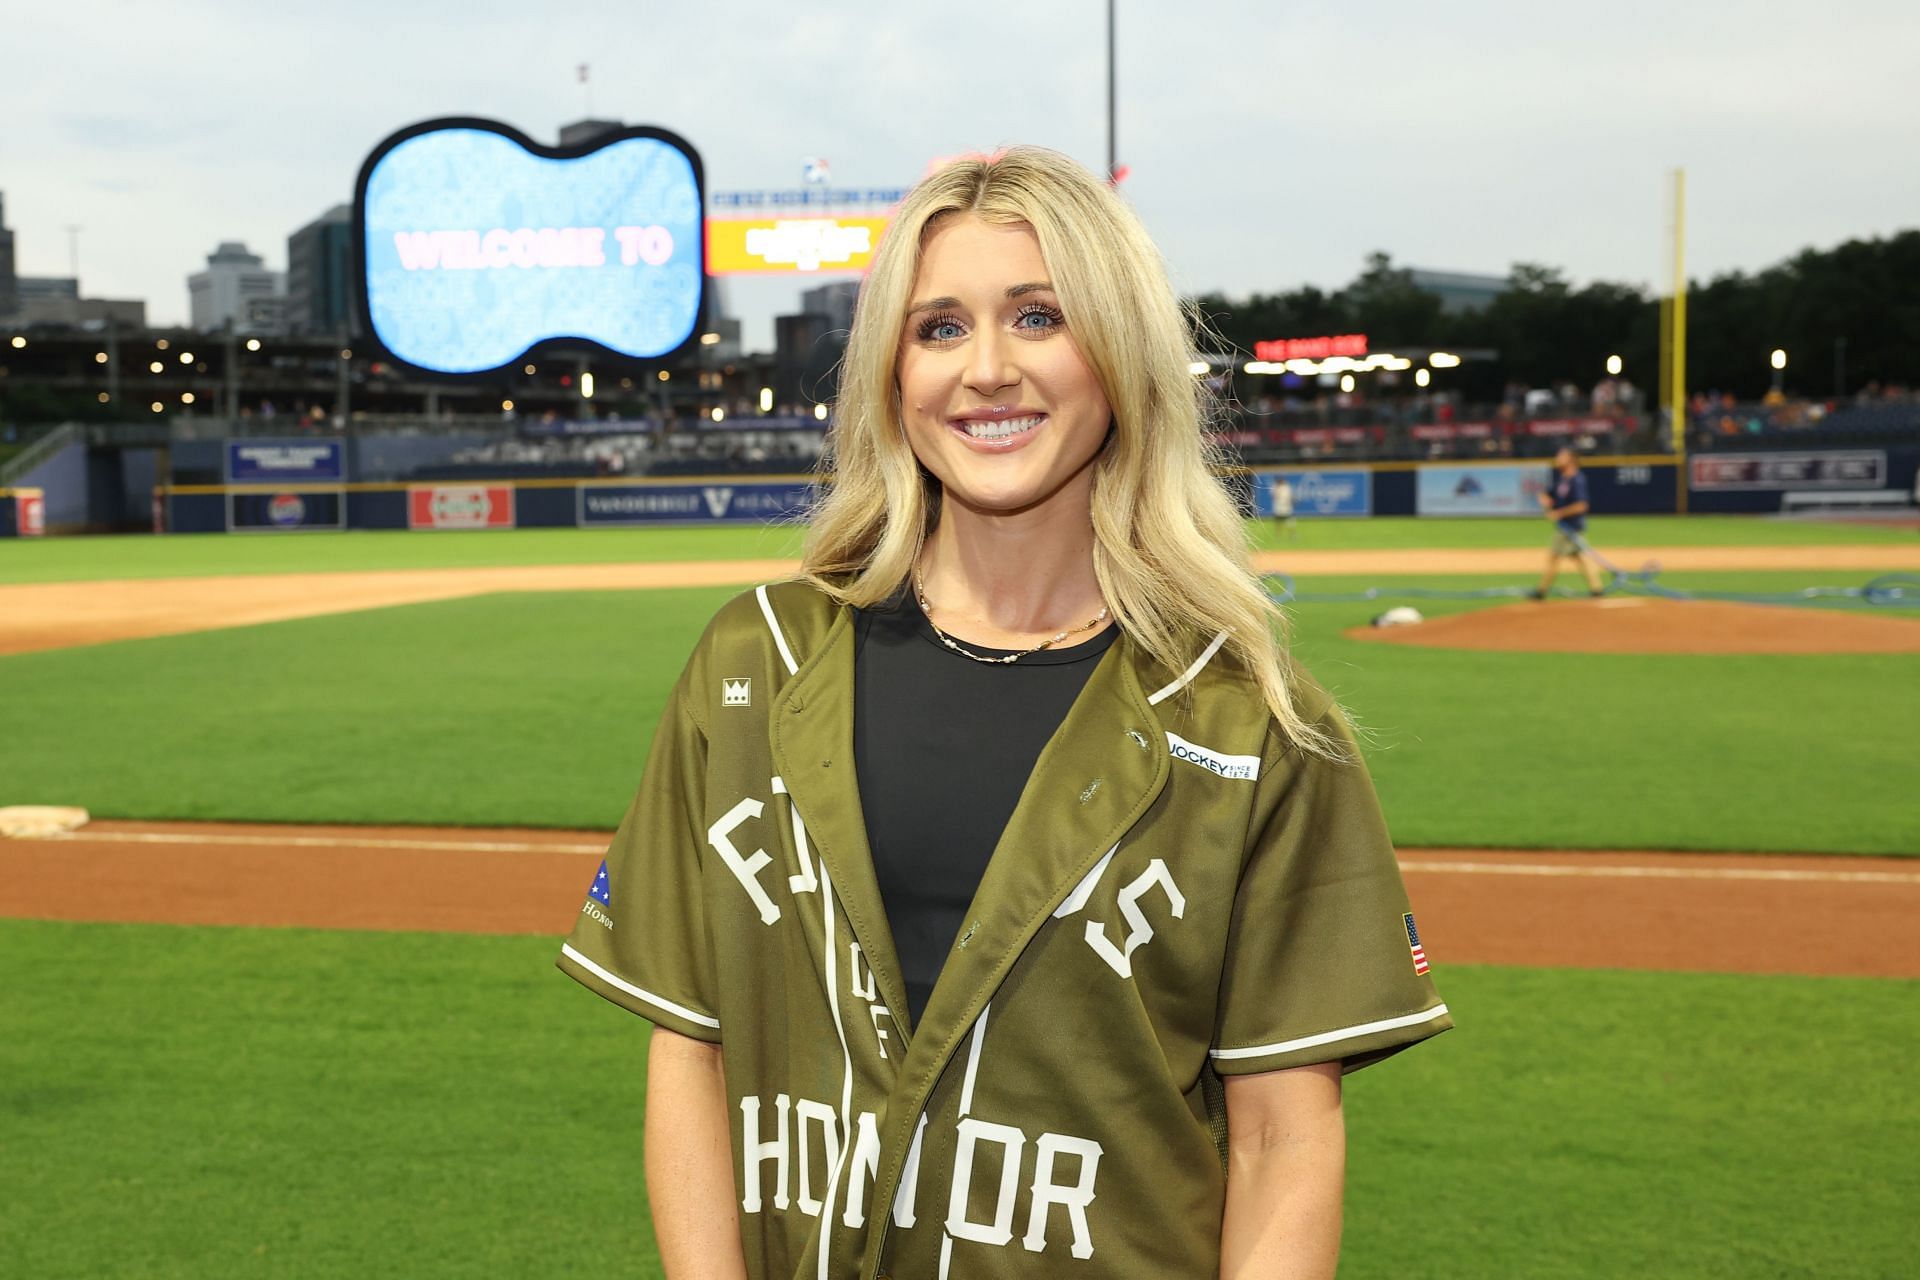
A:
559;148;1449;1280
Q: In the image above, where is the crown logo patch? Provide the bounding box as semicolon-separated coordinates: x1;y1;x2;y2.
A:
722;678;752;707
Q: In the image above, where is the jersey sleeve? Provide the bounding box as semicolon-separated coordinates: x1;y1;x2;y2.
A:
556;676;723;1043
1209;706;1451;1076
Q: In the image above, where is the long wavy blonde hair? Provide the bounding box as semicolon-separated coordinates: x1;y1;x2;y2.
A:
801;146;1338;757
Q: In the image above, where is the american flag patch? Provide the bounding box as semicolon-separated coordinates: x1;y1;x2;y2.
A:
589;859;612;907
1403;912;1430;976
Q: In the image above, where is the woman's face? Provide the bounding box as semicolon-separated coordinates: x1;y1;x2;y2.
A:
895;214;1112;520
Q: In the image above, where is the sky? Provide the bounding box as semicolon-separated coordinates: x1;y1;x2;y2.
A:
7;0;1918;351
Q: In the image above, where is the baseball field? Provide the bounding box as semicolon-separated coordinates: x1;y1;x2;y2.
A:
3;515;1917;1278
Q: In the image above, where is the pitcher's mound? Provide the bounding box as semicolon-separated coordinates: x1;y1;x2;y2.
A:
1345;597;1920;655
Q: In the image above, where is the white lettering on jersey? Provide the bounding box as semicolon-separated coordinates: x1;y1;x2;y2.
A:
839;1111;883;1229
1165;731;1261;781
741;1100;926;1231
708;797;782;924
869;1005;894;1060
794;1098;842;1217
740;1092;792;1213
848;941;877;1001
770;775;819;895
1084;859;1187;978
1023;1134;1103;1259
946;1119;1027;1247
893;1111;929;1229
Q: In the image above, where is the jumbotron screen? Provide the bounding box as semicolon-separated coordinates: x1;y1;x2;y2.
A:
355;119;705;376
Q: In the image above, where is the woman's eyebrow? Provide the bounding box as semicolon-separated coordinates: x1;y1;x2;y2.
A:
906;282;1057;317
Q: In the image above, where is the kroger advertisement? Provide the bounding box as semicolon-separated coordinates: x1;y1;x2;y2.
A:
578;481;814;526
1415;463;1550;516
1254;469;1372;517
356;120;704;375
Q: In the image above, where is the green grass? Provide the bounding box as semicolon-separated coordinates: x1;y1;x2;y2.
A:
3;920;1913;1278
0;920;660;1279
1341;965;1920;1279
0;524;808;584
0;587;740;828
0;514;1908;585
1247;513;1918;552
3;573;1914;852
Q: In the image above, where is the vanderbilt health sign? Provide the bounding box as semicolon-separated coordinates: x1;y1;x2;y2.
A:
577;481;814;525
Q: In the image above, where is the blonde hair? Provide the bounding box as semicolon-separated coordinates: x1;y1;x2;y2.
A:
801;146;1339;757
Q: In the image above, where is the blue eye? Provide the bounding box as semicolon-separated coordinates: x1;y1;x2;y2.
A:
1015;304;1066;332
916;313;965;343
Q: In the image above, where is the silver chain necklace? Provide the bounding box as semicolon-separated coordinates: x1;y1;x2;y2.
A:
913;567;1111;665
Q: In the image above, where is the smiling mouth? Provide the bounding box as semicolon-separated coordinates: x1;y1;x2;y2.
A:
954;413;1045;441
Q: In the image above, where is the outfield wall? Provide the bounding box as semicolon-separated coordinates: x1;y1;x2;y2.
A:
153;443;1918;533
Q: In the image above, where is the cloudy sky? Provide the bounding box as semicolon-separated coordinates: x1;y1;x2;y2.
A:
7;0;1917;348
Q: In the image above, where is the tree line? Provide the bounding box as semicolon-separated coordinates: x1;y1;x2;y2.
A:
1191;229;1920;403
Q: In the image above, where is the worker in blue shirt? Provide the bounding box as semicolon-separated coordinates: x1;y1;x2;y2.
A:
1532;447;1606;598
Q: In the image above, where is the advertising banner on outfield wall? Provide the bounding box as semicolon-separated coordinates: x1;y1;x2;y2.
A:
1415;463;1549;516
1253;469;1372;517
227;490;346;532
577;481;814;525
225;440;346;485
1689;451;1886;490
408;485;516;530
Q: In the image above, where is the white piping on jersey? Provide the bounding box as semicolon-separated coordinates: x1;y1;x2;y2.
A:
939;1003;993;1280
755;583;800;676
816;862;856;1280
1209;1002;1450;1061
1052;846;1118;919
957;1002;992;1116
1145;630;1230;706
558;943;721;1030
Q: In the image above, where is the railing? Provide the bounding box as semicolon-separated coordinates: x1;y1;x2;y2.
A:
0;421;79;485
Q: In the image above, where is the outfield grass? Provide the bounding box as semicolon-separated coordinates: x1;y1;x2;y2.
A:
2;574;1913;852
0;515;1909;585
1246;513;1919;552
3;919;1912;1278
0;524;809;585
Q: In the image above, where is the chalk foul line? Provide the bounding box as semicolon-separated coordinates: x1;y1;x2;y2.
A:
34;830;607;856
16;829;1920;884
1398;859;1920;885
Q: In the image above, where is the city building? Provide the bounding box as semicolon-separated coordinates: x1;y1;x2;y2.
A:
187;241;285;333
773;310;837;409
286;205;357;337
14;275;78;304
800;280;860;335
558;118;624;148
1408;267;1512;315
0;192;15;316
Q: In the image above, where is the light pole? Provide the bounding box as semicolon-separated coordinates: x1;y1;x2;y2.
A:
1107;0;1117;182
1770;347;1787;396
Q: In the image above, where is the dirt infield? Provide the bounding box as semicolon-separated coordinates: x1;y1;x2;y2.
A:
2;820;1914;979
4;543;1917;656
1347;596;1920;654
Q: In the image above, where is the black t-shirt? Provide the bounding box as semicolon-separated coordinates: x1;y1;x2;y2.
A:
853;590;1118;1027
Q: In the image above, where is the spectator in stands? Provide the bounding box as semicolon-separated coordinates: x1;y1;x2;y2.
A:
1531;448;1605;599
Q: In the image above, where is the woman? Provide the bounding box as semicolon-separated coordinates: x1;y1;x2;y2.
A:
558;147;1450;1279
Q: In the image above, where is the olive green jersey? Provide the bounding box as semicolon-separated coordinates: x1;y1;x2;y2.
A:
558;582;1450;1279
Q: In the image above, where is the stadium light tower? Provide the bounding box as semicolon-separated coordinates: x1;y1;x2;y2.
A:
1107;0;1117;183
